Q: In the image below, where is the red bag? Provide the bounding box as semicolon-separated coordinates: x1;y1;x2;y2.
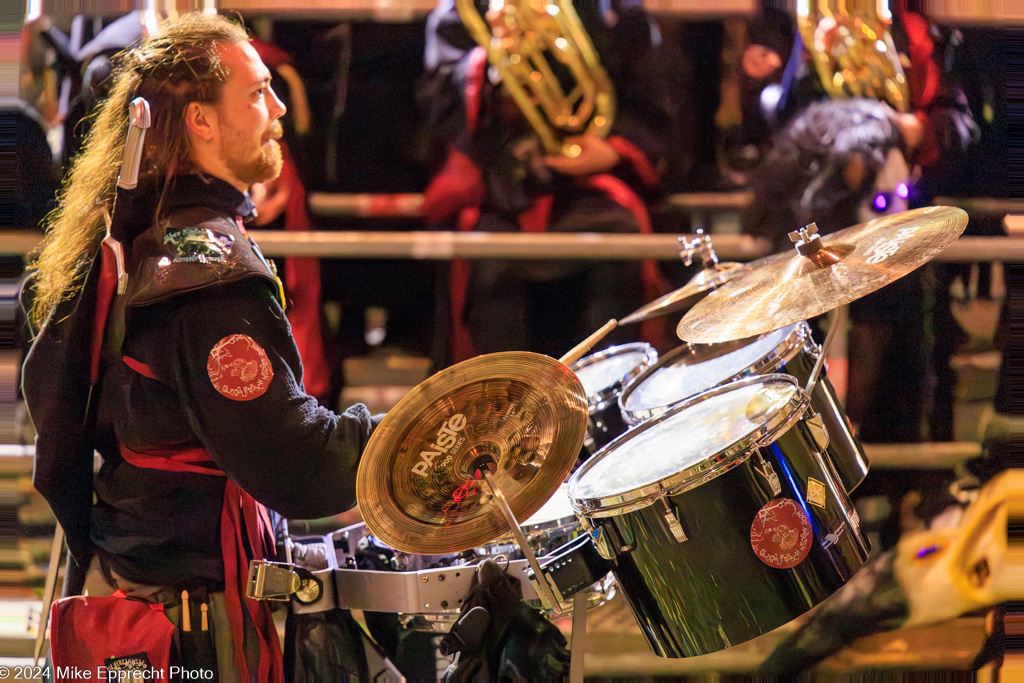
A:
50;590;175;681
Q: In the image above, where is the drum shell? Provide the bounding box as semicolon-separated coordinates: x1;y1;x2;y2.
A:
572;343;657;458
619;328;868;492
584;403;632;458
577;411;869;658
781;348;869;492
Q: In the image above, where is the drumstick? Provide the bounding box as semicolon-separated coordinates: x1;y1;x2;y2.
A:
181;590;191;632
559;319;617;366
200;603;209;632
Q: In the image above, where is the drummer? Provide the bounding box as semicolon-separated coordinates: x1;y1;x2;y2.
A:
22;13;381;678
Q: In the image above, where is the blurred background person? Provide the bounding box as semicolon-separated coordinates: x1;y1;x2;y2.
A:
417;0;674;362
741;4;980;446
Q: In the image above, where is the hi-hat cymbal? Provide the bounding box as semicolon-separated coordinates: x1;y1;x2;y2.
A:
677;206;968;343
620;262;749;325
356;352;587;555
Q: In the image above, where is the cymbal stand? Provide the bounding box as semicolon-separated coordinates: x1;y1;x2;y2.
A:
480;470;563;615
805;305;844;395
789;223;845;395
569;592;587;683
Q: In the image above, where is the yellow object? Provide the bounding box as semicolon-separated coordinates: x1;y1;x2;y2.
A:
797;0;910;112
894;470;1015;627
456;0;616;156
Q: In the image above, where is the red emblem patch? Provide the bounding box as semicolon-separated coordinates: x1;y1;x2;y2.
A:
207;335;274;401
750;498;813;569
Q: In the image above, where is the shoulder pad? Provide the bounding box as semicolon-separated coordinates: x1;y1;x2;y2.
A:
126;207;279;307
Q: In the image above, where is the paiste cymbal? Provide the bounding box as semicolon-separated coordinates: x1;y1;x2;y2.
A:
356;352;588;555
677;206;969;343
619;262;750;325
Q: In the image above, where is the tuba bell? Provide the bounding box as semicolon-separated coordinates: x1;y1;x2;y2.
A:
797;0;910;112
456;0;616;157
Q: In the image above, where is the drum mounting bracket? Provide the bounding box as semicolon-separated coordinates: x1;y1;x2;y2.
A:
246;560;323;605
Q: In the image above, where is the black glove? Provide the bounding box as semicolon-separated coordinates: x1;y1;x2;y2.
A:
440;559;570;681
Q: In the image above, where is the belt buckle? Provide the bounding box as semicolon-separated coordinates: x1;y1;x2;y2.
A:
246;560;319;602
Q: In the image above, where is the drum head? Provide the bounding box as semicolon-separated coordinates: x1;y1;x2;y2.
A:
621;323;806;419
571;343;656;409
571;376;805;511
523;483;576;528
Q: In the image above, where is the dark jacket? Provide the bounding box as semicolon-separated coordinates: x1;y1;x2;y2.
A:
24;174;377;588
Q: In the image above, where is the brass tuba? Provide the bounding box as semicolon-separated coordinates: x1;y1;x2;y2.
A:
456;0;616;157
797;0;910;112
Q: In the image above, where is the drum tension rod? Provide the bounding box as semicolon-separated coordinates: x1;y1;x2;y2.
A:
754;454;783;497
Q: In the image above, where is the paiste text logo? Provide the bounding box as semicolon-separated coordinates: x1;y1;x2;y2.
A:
412;413;467;477
863;226;919;264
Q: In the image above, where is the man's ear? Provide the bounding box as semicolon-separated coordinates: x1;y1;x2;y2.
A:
184;101;216;143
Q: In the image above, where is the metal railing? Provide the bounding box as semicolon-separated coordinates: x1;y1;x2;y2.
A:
3;229;1021;262
6;191;1020;260
0;438;984;473
306;191;756;218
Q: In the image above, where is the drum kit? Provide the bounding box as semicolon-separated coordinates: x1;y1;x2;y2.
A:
248;207;967;663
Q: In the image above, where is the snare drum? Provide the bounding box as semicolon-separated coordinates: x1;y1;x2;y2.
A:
619;322;868;492
571;343;658;458
340;485;611;631
570;375;869;658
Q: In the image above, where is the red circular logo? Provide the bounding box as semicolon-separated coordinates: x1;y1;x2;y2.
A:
207;334;274;401
750;498;813;569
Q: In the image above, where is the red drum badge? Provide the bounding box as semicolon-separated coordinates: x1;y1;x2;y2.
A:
750;498;813;569
207;334;274;401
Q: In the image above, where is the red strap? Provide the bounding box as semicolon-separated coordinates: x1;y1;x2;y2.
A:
450;207;482;362
465;47;488;136
122;355;161;382
90;243;120;384
606;136;661;189
902;11;941;110
119;445;282;680
584;174;652;235
119;447;219;475
279;143;330;400
518;195;554;233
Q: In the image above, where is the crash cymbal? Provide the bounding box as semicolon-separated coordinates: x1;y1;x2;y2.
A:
677;206;969;343
356;352;587;555
620;262;750;325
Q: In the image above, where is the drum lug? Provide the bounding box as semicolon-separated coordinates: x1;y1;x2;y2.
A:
662;499;688;543
593;523;634;560
593;527;615;560
805;413;831;452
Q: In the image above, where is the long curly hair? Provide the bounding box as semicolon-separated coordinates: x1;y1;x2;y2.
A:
28;12;248;329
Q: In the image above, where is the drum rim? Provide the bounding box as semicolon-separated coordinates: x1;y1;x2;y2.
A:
570;342;659;412
569;374;811;517
618;321;816;425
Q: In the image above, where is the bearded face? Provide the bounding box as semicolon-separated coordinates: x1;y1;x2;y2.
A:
197;40;287;190
222;117;284;186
